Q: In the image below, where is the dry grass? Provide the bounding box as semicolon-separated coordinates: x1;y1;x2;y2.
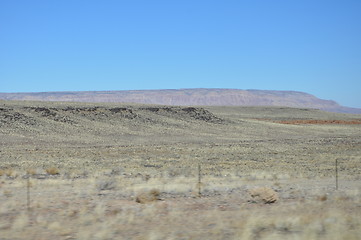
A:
0;173;360;239
45;167;60;175
26;169;37;176
0;169;18;178
0;101;360;239
95;178;117;191
135;189;161;203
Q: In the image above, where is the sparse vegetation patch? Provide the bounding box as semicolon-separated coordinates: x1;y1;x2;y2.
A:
45;167;60;175
0;100;360;239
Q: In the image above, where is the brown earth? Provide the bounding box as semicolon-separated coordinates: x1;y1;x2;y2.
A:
260;119;361;125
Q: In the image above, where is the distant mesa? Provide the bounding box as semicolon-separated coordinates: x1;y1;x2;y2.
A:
0;88;360;114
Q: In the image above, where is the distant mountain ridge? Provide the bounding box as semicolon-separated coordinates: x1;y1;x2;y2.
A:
0;88;360;114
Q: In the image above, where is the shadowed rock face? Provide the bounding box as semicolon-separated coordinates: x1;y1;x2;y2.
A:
0;88;360;114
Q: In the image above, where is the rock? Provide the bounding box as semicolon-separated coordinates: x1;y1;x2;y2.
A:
249;187;279;204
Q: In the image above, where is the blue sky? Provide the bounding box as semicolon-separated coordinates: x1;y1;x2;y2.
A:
1;1;360;108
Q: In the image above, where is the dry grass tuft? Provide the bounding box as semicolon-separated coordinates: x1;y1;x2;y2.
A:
317;194;328;201
45;167;60;175
96;178;117;191
0;169;18;178
136;189;161;204
249;187;279;204
3;190;12;197
26;169;37;175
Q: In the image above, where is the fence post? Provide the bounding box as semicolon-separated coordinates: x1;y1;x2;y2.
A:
27;176;31;211
335;158;339;190
198;163;202;197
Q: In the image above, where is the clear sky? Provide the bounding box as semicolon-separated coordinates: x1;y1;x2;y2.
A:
1;1;360;108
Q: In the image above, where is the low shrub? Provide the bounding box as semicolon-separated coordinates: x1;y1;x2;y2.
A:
46;167;60;175
96;178;117;191
136;189;161;204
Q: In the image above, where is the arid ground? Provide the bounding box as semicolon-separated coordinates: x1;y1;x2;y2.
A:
1;100;361;239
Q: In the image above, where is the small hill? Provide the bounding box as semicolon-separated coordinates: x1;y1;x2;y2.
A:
0;88;360;114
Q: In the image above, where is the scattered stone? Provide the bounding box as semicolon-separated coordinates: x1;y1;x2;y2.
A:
249;187;279;204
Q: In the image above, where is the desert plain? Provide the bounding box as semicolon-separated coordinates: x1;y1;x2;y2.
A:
0;100;361;239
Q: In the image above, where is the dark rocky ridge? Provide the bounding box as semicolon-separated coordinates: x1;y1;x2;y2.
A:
0;104;224;131
1;88;360;114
